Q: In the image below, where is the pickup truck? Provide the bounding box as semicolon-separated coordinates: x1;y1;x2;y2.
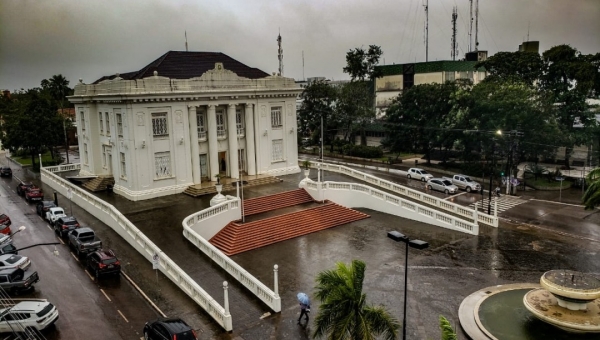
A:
0;268;39;294
443;174;482;192
68;228;102;257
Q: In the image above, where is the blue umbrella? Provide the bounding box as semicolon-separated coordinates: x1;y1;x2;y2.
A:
297;292;310;305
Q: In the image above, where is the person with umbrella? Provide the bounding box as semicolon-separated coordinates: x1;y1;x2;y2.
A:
297;292;310;324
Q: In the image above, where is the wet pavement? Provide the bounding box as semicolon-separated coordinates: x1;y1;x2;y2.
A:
7;151;600;339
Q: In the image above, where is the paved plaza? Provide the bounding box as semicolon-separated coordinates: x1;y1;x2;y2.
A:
13;153;600;339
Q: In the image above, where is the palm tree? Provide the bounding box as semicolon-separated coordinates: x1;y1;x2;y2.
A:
48;74;71;163
582;168;600;209
312;260;400;340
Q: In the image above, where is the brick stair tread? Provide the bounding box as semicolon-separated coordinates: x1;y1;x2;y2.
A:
209;202;369;255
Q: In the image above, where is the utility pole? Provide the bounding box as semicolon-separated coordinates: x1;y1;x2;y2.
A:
451;6;458;61
469;0;473;51
424;0;429;62
475;0;479;51
488;141;495;215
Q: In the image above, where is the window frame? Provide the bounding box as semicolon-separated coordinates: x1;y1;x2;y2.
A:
99;112;104;135
271;106;282;128
105;112;111;137
154;152;172;180
271;139;284;162
196;111;207;140
120;152;126;179
216;109;226;139
152;113;169;138
80;111;86;132
116;113;123;138
236;108;245;136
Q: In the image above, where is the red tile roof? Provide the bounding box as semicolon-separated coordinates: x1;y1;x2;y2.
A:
94;51;269;84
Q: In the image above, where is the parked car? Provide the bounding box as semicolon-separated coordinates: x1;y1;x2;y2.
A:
87;249;121;278
0;254;31;271
442;174;482;193
426;178;459;194
0;214;11;235
0;268;39;294
407;168;434;182
0;167;12;177
0;299;59;333
143;318;198;340
53;216;79;238
68;228;102;257
16;182;36;196
46;208;67;227
0;235;17;256
24;187;44;203
36;201;56;217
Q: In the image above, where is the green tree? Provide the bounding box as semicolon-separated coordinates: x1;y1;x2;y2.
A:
541;45;599;168
439;316;457;340
343;45;383;81
313;260;399;340
298;80;338;151
336;81;376;145
583;168;600;209
475;51;543;86
383;82;459;164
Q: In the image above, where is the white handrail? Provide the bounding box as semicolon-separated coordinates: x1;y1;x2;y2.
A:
182;202;281;312
40;165;233;331
304;161;498;228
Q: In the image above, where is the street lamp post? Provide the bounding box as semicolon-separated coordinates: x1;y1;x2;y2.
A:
388;231;429;340
488;130;502;215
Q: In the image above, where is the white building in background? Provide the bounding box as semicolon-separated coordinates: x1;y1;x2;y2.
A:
68;51;302;201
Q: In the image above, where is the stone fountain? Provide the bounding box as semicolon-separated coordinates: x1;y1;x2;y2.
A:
523;270;600;333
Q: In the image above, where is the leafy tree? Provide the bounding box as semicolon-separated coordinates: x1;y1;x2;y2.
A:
439;316;457;340
384;82;459;163
475;51;543;86
583;168;600;209
525;163;548;181
540;45;598;168
298;80;338;151
335;81;376;145
313;260;399;340
343;45;383;81
0;89;61;167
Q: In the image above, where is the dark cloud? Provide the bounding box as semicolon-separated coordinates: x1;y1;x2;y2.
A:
1;0;599;91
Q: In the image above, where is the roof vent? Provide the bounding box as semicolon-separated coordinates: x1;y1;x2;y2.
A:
215;63;224;71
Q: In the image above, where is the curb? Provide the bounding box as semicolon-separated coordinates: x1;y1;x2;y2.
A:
121;270;167;318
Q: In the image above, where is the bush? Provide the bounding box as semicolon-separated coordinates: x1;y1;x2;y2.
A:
343;145;383;159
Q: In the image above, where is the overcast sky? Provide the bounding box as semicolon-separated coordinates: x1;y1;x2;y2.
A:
1;0;599;91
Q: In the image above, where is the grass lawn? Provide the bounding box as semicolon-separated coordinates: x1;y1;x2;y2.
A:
11;151;57;166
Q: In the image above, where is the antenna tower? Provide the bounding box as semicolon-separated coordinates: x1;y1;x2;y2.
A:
451;7;458;61
424;0;429;62
475;0;479;51
277;30;284;76
185;31;188;52
469;0;473;51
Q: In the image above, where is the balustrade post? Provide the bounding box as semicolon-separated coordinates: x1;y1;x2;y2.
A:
473;209;478;224
273;264;279;298
223;281;230;315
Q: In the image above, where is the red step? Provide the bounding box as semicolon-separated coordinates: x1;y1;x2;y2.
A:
242;188;314;216
210;202;370;255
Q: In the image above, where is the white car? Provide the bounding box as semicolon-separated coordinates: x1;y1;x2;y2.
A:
0;254;31;271
45;207;66;226
407;168;434;182
426;178;459;194
0;300;59;333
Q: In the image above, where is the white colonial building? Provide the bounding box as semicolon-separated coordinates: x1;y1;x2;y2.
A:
69;51;302;201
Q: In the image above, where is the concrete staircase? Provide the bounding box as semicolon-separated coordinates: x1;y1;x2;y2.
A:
82;175;114;192
242;188;314;216
183;176;282;197
209;201;370;256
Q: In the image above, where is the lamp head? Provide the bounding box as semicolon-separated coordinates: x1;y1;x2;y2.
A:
18;226;26;232
409;239;429;250
388;230;408;242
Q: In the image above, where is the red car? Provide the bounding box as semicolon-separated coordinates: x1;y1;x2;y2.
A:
0;214;11;235
24;188;44;203
86;249;121;278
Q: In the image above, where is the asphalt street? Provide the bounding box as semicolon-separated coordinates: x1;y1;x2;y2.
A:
0;157;159;339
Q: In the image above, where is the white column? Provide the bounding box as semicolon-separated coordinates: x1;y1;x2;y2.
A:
245;103;257;175
207;105;219;181
188;106;200;184
227;103;239;179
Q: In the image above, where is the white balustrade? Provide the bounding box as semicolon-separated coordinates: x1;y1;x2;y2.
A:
182;204;282;312
305;161;498;228
40;165;232;331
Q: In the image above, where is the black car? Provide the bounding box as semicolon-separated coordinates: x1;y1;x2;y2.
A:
143;318;197;340
53;216;80;238
0;167;11;177
86;249;121;278
16;182;36;196
36;201;56;217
